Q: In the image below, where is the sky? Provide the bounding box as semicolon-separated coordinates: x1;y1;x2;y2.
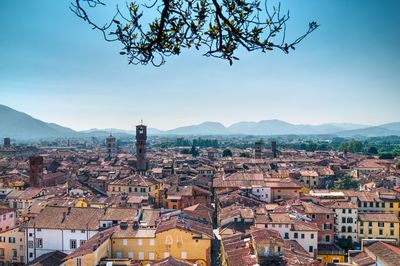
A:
0;0;399;131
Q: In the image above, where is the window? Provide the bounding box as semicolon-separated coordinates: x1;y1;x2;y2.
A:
390;222;394;228
379;229;383;235
347;218;353;223
363;202;367;208
368;229;372;235
284;233;289;239
150;239;155;246
390;230;394;236
360;229;364;234
369;202;373;208
116;251;122;259
76;258;82;266
164;252;170;258
123;239;128;246
325;235;330;242
35;238;43;248
138;252;144;260
309;246;313;253
341;226;346;233
369;222;373;227
342;217;346;223
81;230;85;233
149;252;155;260
347;226;352;233
71;229;76;233
138;239;143;246
378;222;384;227
12;249;17;259
342;209;345;214
0;248;4;257
390;202;394;208
311;233;314;239
181;251;187;259
8;237;16;243
128;252;134;259
70;239;77;250
301;234;305;239
348;209;352;214
28;240;33;248
0;237;5;242
294;233;298;239
382;203;385;208
80;240;86;246
326;214;330;219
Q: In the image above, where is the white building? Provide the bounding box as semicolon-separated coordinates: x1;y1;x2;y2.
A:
255;212;319;256
329;201;358;242
25;206;137;262
251;186;271;202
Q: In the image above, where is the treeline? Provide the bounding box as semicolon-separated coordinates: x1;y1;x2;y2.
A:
176;137;219;148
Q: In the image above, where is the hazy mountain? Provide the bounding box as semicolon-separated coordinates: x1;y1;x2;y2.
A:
227;120;367;135
380;122;400;132
0;104;76;139
165;122;231;135
80;128;135;134
1;104;399;139
335;126;400;137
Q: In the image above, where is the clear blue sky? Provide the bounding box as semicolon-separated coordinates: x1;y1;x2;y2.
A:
0;0;399;131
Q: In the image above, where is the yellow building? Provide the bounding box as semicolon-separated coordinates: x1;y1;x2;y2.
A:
317;243;346;264
0;226;26;265
64;227;115;266
358;213;400;242
109;216;212;265
107;175;163;206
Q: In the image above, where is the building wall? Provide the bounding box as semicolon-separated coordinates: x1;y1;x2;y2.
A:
317;254;345;264
357;221;399;241
271;188;300;202
26;228;97;262
334;208;358;242
65;238;111;266
111;228;211;265
0;211;16;232
0;227;26;265
251;187;271;203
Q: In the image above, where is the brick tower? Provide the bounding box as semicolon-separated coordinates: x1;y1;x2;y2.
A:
106;134;117;159
29;155;44;187
135;123;147;172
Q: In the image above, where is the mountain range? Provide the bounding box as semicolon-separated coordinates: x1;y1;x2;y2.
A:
1;104;399;139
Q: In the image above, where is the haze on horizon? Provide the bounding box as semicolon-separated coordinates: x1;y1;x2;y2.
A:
1;0;399;131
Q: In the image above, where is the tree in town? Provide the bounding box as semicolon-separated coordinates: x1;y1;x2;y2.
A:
333;175;360;190
367;146;378;155
222;148;233;157
71;0;318;66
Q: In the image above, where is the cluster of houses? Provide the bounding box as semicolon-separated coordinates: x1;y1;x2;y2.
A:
0;132;399;266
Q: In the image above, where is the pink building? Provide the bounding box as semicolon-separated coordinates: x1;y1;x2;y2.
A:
0;208;16;232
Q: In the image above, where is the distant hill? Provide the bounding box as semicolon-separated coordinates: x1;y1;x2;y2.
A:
164;122;231;135
335;126;400;137
0;104;76;139
1;104;399;139
227;120;370;135
380;122;400;132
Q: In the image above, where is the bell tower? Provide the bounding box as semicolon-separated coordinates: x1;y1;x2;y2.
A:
136;122;147;172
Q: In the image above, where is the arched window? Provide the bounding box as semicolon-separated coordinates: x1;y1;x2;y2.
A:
341;226;346;233
347;226;352;233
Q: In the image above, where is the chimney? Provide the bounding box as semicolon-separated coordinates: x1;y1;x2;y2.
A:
62;212;67;223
